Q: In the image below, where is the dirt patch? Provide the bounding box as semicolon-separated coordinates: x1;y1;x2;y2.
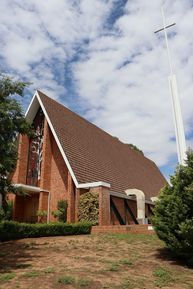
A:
0;234;193;289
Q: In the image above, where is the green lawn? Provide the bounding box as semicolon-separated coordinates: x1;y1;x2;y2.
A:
0;233;192;289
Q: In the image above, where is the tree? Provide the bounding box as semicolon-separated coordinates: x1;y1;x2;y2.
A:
0;74;33;217
152;149;193;265
127;143;144;155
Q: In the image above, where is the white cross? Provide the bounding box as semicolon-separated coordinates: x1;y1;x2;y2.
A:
154;7;186;165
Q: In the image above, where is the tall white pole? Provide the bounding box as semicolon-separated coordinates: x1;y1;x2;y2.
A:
161;7;186;165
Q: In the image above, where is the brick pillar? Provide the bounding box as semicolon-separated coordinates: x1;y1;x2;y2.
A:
39;120;52;191
75;188;80;222
67;172;75;223
99;186;110;226
90;186;110;226
12;134;29;184
38;191;49;222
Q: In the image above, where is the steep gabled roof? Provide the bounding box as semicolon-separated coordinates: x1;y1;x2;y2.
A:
27;91;166;199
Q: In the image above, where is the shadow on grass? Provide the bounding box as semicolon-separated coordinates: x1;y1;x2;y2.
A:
154;247;193;268
0;241;43;273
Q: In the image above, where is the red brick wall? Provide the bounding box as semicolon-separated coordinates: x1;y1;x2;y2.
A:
41;121;70;222
49;132;69;222
11;119;74;223
111;197;125;225
66;172;76;223
12;135;29;184
14;195;24;222
110;196;138;225
126;199;137;224
38;191;48;222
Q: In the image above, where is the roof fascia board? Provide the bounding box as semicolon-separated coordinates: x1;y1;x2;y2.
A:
25;91;41;124
25;91;38;118
36;91;79;187
77;181;111;189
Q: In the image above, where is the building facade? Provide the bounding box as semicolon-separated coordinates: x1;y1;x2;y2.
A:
9;91;166;225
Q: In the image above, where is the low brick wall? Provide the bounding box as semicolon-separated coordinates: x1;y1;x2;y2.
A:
91;225;155;235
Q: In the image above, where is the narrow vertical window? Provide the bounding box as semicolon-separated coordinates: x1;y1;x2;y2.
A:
26;108;44;186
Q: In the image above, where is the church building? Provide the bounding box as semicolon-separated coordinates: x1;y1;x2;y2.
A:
10;91;166;225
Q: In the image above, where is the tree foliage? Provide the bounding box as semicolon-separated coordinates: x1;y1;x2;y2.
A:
78;192;99;225
127;143;144;155
152;149;193;265
0;74;33;214
0;200;13;222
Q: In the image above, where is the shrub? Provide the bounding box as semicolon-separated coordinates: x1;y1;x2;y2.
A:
152;149;193;265
52;199;68;222
78;191;99;225
36;210;47;223
0;200;13;222
0;221;92;241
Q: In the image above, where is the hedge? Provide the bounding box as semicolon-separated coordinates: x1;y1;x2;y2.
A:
0;221;92;241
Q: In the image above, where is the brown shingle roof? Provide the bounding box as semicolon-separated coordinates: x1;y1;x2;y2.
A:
38;91;166;199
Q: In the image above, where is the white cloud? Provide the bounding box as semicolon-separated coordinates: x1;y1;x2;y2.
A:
72;0;193;169
0;0;193;175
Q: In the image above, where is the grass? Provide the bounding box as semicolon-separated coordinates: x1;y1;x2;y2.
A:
0;233;192;289
43;267;55;273
15;264;32;269
77;278;91;287
0;273;16;283
153;266;173;288
122;279;135;289
121;277;146;289
109;262;120;271
57;276;91;288
58;275;75;285
23;270;39;278
119;259;133;266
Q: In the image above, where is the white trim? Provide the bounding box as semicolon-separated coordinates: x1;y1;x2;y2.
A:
36;91;79;187
151;197;159;203
14;184;50;194
125;189;145;220
110;191;154;205
148;225;154;231
14;184;41;193
77;181;111;189
25;92;38;118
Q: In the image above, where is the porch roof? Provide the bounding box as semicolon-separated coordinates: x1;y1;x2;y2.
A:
14;184;49;193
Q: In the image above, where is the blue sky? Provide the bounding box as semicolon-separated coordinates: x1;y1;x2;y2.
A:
1;0;193;180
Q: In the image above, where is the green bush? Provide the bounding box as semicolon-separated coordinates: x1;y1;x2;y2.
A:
78;191;99;225
152;149;193;265
36;210;47;223
0;200;13;222
52;199;68;222
0;221;92;241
